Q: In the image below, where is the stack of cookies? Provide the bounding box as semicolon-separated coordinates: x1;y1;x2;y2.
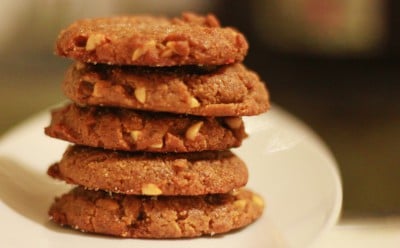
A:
45;12;270;238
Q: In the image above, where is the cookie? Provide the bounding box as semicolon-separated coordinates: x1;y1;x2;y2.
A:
55;12;248;66
44;103;246;152
48;145;248;195
63;62;270;116
48;186;264;238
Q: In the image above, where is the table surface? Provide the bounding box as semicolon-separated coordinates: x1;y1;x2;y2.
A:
317;219;400;248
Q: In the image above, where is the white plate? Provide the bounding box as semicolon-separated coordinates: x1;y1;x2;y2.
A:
0;105;342;248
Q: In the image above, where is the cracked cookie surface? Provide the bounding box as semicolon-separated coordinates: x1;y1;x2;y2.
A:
55;12;248;66
44;103;246;152
63;62;270;116
48;145;248;195
48;187;264;238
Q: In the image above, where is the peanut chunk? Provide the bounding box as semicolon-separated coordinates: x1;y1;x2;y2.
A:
141;183;162;195
171;222;181;234
224;117;242;129
130;130;141;142
252;194;264;207
85;33;106;51
173;159;187;169
185;121;203;140
230;188;240;196
233;199;247;210
149;141;164;149
189;96;200;108
134;86;146;104
161;41;190;57
92;83;103;97
160;47;173;58
131;40;156;61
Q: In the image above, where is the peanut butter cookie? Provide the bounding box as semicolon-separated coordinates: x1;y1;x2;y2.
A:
48;145;248;195
45;104;246;152
49;187;264;238
63;62;270;116
55;12;248;66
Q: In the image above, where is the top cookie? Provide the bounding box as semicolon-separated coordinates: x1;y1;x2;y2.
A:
55;12;248;66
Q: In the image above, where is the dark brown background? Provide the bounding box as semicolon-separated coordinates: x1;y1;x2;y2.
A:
216;0;400;218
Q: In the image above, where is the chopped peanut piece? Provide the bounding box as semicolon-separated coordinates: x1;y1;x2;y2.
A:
230;188;240;196
130;130;141;142
131;40;156;61
252;194;264;207
141;183;162;195
189;96;200;108
233;199;247;210
92;84;103;97
85;33;106;51
149;141;163;149
224;117;242;129
186;121;203;140
134;86;146;103
160;48;174;58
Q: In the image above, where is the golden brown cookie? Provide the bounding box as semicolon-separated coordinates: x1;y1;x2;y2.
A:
44;103;246;152
55;12;248;66
63;62;270;116
48;145;248;195
48;187;264;238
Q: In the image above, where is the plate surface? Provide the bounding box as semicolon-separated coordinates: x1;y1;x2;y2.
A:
0;105;342;248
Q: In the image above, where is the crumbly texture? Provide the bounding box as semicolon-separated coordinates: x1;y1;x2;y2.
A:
48;145;248;195
48;187;264;238
63;62;270;116
55;12;248;66
44;103;247;152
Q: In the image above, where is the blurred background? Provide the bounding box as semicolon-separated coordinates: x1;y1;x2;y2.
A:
0;0;399;220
